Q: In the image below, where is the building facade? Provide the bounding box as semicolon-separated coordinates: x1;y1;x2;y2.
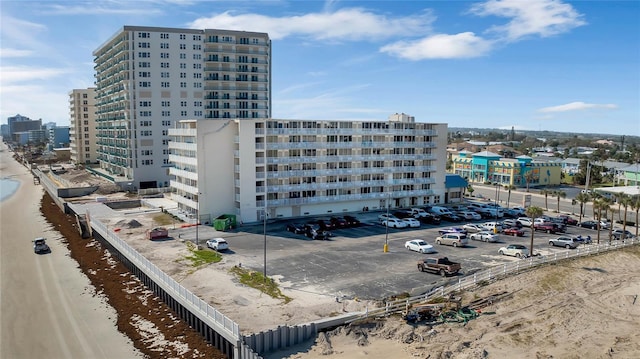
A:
93;26;270;189
48;126;70;150
169;114;448;223
451;151;562;188
69;88;98;164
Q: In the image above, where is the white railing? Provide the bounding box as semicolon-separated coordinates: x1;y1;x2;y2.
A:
352;238;639;321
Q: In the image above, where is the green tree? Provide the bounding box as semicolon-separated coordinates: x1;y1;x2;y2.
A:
553;190;566;213
592;198;611;244
524;171;535;192
620;195;632;236
526;206;544;257
613;192;628;222
467;184;475;197
631;195;640;238
575;192;590;224
504;184;516;208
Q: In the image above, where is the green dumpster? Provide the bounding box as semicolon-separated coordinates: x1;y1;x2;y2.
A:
213;214;236;231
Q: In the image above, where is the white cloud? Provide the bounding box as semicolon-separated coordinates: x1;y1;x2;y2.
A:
380;32;493;60
0;48;34;58
0;66;68;85
188;8;435;41
470;0;586;42
43;2;164;15
538;102;617;113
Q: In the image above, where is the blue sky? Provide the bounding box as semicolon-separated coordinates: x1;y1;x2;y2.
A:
1;0;638;136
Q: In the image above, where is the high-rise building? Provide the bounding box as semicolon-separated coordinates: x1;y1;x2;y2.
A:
69;88;98;164
169;114;447;223
93;26;271;189
7;114;41;141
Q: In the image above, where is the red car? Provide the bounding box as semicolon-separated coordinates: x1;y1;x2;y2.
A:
503;228;525;237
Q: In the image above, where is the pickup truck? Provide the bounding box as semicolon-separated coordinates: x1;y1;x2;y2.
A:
417;257;461;277
533;222;557;234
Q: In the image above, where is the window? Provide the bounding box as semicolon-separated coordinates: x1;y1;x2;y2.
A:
180;101;187;107
140;130;152;136
193;35;201;41
193;54;201;60
138;61;150;68
138;52;150;58
194;111;203;117
179;53;186;59
139;101;151;107
180;43;186;50
138;81;151;87
161;120;171;126
161;101;170;107
160;52;169;58
160;43;169;49
180;63;186;69
161;72;170;78
193;73;201;79
140;111;152;117
138;42;150;48
180;82;187;88
138;32;150;38
161;62;169;68
180;34;186;40
161;82;170;88
161;111;170;116
193;44;201;50
180;72;186;78
160;33;169;39
193;63;201;69
252;38;260;44
138;71;150;77
82;93;88;98
193;101;202;107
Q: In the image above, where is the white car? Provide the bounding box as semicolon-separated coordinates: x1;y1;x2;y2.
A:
517;217;533;227
206;238;229;251
378;213;397;223
382;218;407;228
481;221;503;233
498;244;529;258
470;231;499;242
405;239;436;254
459;211;482;220
401;218;421;228
462;223;484;233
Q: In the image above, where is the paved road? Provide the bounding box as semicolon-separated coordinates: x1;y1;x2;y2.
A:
0;146;141;359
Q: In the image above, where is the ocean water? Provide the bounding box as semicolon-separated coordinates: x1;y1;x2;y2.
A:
0;177;20;203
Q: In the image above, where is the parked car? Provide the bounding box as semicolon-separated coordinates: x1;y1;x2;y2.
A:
33;237;51;254
578;220;599;230
286;223;305;234
499;244;529;258
481;221;503;233
438;227;467;235
382;218;408;228
503;209;520;218
417;257;461;276
548;218;567;232
435;233;468;247
401;218;421;228
548;236;580;249
599;220;611;229
315;219;335;231
343;215;361;227
503;227;525;237
462;223;484;233
303;224;331;240
458;211;482;221
574;235;592;244
405;239;436;254
557;214;578;225
501;219;522;228
470;231;499;242
393;210;415;219
611;229;633;240
441;213;463;222
410;208;430;218
510;207;527;216
329;216;348;228
418;213;441;225
206;238;229;251
378;213;397;223
517;217;534;227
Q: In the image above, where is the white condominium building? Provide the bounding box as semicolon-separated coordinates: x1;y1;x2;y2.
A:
169;114;448;223
68;88;97;164
93;26;270;189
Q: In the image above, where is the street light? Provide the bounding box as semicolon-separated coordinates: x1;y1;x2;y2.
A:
195;192;200;249
263;207;267;281
384;192;390;253
494;182;500;233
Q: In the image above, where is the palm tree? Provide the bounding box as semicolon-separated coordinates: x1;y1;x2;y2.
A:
631;195;640;238
554;190;566;213
504;184;516;208
613;192;627;222
541;189;552;210
593;198;611;244
620;195;632;235
526;206;544;256
575;192;590;224
524;171;535;192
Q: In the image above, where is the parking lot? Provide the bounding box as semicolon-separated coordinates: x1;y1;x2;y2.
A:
176;205;611;301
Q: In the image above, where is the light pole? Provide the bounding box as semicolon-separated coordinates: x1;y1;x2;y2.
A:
195;192;200;249
384;192;390;253
494;182;500;233
263;207;267;281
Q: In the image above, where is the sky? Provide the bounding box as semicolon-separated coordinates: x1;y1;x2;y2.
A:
1;0;638;136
